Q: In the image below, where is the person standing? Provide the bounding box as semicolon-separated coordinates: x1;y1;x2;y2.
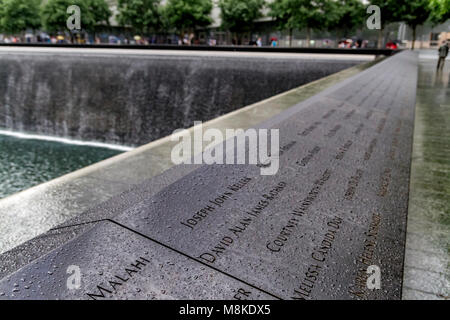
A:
437;42;449;70
256;37;262;47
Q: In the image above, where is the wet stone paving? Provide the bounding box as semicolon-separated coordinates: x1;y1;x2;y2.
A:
402;52;450;300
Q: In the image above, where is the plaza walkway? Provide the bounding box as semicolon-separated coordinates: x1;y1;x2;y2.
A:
402;50;450;300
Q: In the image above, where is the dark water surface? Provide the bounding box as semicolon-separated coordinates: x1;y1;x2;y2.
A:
0;134;123;199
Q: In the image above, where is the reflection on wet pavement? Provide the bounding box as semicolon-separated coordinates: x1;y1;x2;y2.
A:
402;50;450;300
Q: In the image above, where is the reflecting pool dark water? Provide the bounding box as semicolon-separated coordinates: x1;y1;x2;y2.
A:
0;133;123;199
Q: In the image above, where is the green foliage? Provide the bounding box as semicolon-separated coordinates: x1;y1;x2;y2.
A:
389;0;432;49
41;0;75;33
87;0;112;26
328;0;366;37
269;0;338;33
117;0;161;34
429;0;449;25
369;0;402;29
164;0;213;34
0;0;41;34
218;0;265;33
0;0;4;31
397;0;431;29
41;0;111;33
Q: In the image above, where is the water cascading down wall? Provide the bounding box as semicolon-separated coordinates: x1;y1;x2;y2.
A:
0;51;364;146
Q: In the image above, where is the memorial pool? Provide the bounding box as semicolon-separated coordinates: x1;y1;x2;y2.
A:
0;51;417;300
0;133;123;199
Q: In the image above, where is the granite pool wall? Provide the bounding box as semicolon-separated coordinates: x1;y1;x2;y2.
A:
0;50;365;146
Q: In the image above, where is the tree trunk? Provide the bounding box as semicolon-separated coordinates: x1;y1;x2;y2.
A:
180;30;185;45
237;32;242;45
335;29;343;48
377;27;384;49
289;28;293;47
306;27;311;48
411;26;416;50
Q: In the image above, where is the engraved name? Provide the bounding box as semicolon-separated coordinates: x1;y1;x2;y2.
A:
86;256;150;300
376;118;387;134
297;146;321;167
266;169;332;253
199;182;287;264
354;123;364;135
344;169;363;201
322;109;336;119
349;213;381;299
292;216;343;300
180;177;251;230
364;138;377;161
344;109;355;119
377;168;392;197
326;124;341;138
300;121;321;136
336;140;353;160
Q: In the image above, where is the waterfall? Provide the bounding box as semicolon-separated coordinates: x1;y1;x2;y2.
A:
0;52;361;146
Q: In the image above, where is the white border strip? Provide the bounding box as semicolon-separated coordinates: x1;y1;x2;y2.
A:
0;130;133;151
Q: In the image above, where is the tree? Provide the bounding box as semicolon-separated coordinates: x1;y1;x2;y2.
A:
268;0;293;46
0;0;4;32
397;0;431;50
429;0;450;26
370;0;403;48
86;0;111;28
269;0;338;47
41;0;110;34
328;0;365;41
164;0;213;40
218;0;265;45
117;0;161;35
0;0;41;34
41;0;73;33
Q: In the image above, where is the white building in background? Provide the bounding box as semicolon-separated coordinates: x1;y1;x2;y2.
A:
397;21;450;49
208;0;274;28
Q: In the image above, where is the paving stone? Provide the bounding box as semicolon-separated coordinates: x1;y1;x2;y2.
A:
0;222;275;300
